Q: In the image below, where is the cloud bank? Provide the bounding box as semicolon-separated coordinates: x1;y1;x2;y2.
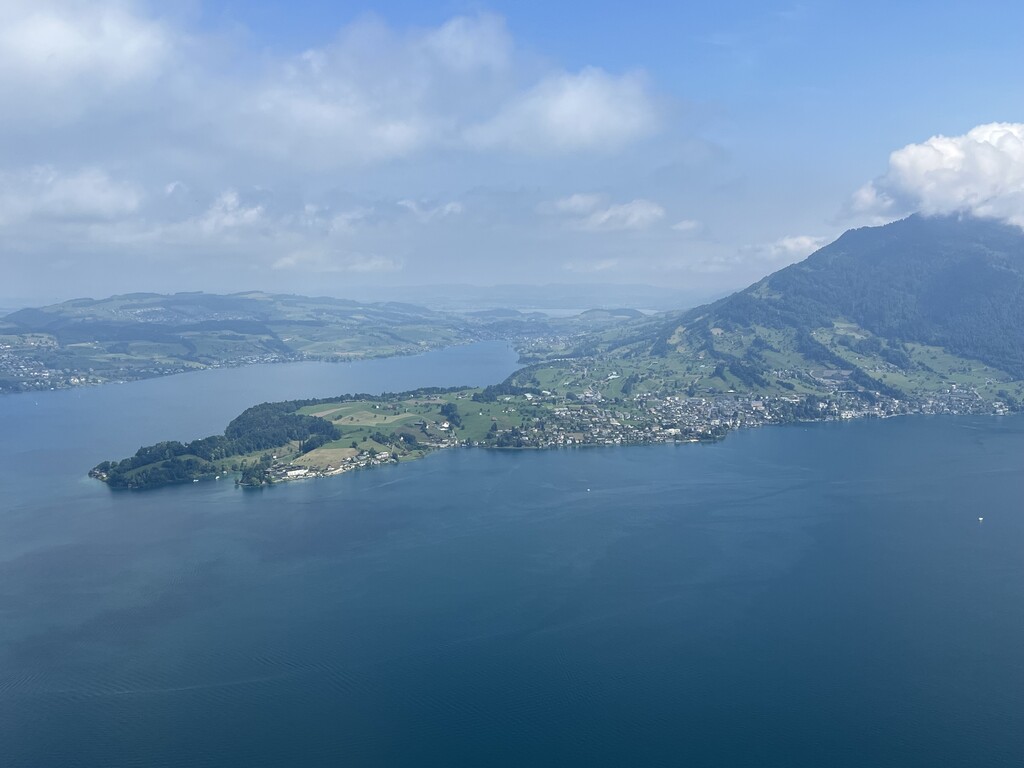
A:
0;166;141;224
545;194;666;231
0;2;676;296
465;68;659;152
852;123;1024;226
0;4;660;167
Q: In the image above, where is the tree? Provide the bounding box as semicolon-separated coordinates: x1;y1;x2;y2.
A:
439;402;462;428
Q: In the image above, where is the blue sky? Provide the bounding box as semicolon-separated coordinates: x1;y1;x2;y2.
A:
2;0;1023;304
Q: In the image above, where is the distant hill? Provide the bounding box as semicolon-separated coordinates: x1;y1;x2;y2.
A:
2;291;452;336
0;292;484;392
2;290;465;351
0;291;649;393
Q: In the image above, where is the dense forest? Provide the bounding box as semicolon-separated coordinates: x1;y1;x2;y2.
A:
678;215;1024;377
93;402;340;489
92;386;470;489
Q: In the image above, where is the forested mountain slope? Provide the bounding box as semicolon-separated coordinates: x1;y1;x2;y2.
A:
677;215;1024;377
529;215;1024;404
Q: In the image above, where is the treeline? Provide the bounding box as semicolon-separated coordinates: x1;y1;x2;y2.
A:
94;402;342;489
239;455;273;486
439;402;462;428
92;386;480;489
92;446;219;490
472;382;542;402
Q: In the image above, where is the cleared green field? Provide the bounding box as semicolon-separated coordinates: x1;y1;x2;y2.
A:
515;318;1024;404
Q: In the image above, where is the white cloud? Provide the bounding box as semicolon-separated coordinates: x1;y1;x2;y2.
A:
0;7;679;295
0;1;169;87
243;82;435;165
0;7;661;170
721;234;827;272
764;234;827;259
272;249;401;273
465;67;659;152
397;199;464;222
420;14;512;73
0;0;171;127
852;123;1024;226
1;177;473;266
688;233;829;275
551;193;604;215
564;257;620;273
671;218;703;234
0;166;141;224
576;199;665;231
231;16;659;166
328;207;373;234
198;191;264;235
542;194;666;232
234;13;513;165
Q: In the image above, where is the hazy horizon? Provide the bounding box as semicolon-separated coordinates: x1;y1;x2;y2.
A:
4;1;1024;304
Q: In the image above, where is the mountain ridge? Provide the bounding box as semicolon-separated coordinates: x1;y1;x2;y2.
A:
668;214;1024;377
511;214;1024;408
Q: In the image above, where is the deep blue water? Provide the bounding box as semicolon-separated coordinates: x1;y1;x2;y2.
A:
2;343;1023;766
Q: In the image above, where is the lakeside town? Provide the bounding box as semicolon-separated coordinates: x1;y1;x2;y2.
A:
0;334;292;393
250;381;1013;487
85;329;1022;490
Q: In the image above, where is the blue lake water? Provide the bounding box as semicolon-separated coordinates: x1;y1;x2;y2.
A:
1;342;1023;766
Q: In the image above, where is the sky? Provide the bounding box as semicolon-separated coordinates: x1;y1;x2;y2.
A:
3;0;1024;306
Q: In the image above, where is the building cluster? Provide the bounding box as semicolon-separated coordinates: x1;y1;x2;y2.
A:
473;385;1009;451
0;351;76;392
473;394;805;449
262;451;400;483
228;382;1016;489
0;348;291;393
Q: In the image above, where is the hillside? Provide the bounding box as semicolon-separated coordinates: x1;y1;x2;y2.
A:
0;292;473;392
517;215;1024;406
0;291;644;393
679;214;1024;376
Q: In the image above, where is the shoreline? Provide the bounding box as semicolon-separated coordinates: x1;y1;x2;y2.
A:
2;341;476;397
97;404;1014;492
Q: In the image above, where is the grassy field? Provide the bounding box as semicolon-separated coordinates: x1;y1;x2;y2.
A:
511;318;1024;404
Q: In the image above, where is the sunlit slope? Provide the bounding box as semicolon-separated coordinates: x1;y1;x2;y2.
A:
533;215;1024;401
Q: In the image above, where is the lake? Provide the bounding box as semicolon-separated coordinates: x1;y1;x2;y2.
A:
2;342;1023;766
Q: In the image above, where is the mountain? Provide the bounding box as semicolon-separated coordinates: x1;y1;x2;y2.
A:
674;214;1024;377
519;215;1024;406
